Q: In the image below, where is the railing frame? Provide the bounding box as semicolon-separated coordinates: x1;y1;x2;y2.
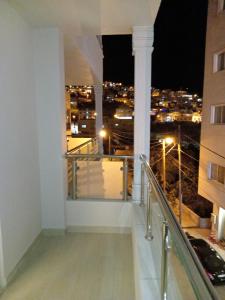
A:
145;181;153;240
140;154;219;300
140;162;145;207
66;153;133;201
161;221;169;300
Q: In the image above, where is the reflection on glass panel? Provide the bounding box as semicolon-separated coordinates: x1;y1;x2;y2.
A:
67;160;73;197
167;233;201;300
77;160;123;199
149;185;163;296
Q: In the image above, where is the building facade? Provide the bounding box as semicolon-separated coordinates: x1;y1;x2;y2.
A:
198;0;225;239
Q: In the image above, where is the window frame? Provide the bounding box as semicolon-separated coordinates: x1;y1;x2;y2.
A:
208;162;225;185
210;104;225;124
217;0;225;13
213;50;225;73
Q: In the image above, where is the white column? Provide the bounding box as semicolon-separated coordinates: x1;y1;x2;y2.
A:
132;26;154;201
33;28;67;230
94;84;103;153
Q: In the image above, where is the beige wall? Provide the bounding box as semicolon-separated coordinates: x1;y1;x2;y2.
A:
198;0;225;209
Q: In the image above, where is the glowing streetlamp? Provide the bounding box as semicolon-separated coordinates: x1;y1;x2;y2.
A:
99;129;111;154
161;129;182;226
164;137;174;145
162;137;174;193
99;129;107;138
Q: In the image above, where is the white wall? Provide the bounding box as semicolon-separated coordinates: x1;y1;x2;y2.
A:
33;28;67;230
66;201;132;230
0;1;41;283
73;36;103;83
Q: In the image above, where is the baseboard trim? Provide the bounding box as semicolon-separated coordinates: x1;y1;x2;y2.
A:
6;232;42;287
42;228;66;236
4;228;65;290
67;225;131;234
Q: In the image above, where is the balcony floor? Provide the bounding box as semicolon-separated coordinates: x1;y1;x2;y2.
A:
0;233;134;300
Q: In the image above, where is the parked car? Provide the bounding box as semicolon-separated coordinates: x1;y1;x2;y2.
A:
189;239;225;285
185;232;195;240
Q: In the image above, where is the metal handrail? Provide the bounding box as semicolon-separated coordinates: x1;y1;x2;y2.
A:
65;153;133;160
140;154;219;300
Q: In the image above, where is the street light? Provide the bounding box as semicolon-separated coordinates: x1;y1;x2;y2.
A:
99;129;107;138
99;129;111;154
177;125;182;225
161;136;174;193
161;127;183;226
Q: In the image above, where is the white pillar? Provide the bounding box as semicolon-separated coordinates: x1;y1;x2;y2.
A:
132;26;154;201
94;84;103;153
33;28;67;230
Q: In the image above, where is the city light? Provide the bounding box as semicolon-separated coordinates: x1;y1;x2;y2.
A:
164;137;174;145
99;129;107;138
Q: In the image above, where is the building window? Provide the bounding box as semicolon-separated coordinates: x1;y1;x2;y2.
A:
218;52;225;71
213;51;225;72
211;104;225;124
218;0;225;12
208;163;225;185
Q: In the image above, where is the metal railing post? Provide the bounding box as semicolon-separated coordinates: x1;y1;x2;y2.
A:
145;182;153;240
123;157;128;201
140;163;145;206
72;159;78;200
161;221;169;300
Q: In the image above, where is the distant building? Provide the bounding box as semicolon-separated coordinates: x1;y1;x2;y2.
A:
114;105;133;120
71;120;95;137
155;111;200;123
198;0;225;240
192;112;202;123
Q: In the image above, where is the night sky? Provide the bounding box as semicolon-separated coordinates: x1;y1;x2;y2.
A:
103;0;208;96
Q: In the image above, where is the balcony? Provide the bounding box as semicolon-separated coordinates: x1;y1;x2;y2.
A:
64;139;219;299
0;1;222;299
0;138;219;300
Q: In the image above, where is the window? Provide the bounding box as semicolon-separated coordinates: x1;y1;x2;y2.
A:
208;163;225;185
211;104;225;124
213;51;225;72
218;0;225;12
217;52;225;71
218;165;225;184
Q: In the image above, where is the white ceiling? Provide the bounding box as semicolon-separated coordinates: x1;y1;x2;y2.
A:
8;0;160;35
101;0;161;35
8;0;161;84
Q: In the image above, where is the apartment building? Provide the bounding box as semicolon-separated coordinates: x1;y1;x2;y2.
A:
198;0;225;240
